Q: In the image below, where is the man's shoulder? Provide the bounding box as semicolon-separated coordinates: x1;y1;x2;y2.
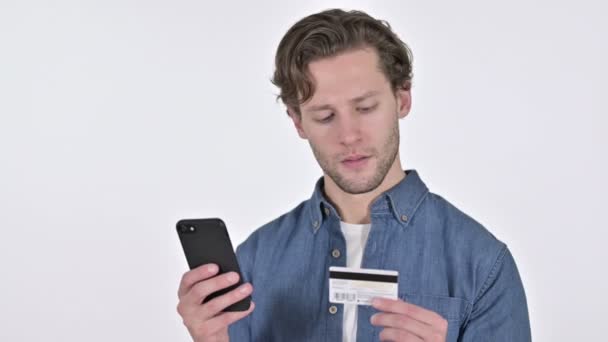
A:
236;197;313;252
420;192;515;300
421;191;507;255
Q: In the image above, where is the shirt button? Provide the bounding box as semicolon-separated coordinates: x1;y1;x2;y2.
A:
324;207;330;216
329;305;338;314
401;214;408;222
313;220;319;228
331;249;341;258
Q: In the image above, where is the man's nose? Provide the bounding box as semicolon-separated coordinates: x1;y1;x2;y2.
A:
337;113;362;146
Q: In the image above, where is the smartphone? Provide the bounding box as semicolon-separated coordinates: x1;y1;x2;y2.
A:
176;218;251;312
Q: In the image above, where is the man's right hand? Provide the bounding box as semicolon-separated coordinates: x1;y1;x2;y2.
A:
177;263;255;342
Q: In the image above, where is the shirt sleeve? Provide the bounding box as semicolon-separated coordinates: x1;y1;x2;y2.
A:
459;246;532;341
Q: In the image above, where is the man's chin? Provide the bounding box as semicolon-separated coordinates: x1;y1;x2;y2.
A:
338;181;379;195
333;173;381;195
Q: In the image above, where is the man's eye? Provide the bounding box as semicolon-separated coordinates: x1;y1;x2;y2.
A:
317;113;334;123
358;105;377;113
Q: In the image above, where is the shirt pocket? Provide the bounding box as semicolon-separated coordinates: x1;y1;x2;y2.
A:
399;293;469;342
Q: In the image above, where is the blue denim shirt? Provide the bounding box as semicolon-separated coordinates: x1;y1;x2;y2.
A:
229;170;531;341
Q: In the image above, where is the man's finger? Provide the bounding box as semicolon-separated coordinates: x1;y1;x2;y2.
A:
178;263;219;298
184;271;241;306
371;312;428;339
200;282;253;319
372;298;445;327
201;301;255;336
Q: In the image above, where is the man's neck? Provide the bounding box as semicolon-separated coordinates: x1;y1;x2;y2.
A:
323;160;406;224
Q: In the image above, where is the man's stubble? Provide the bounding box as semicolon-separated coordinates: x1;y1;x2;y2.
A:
310;118;400;195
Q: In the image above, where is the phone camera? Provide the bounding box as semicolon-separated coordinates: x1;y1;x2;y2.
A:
179;225;194;233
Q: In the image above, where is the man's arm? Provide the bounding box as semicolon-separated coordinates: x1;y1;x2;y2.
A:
460;246;531;341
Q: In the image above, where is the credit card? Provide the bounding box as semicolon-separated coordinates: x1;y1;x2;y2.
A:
329;266;398;306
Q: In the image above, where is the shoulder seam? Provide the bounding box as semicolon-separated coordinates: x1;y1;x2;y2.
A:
473;243;508;305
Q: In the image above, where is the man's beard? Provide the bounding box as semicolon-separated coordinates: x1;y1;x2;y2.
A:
310;121;400;195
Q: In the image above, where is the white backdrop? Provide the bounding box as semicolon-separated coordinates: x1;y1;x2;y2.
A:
1;0;606;341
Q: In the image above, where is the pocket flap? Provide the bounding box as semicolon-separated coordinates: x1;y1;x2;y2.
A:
399;293;469;322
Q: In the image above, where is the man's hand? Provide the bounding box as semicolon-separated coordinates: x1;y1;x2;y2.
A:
176;263;254;342
370;298;447;342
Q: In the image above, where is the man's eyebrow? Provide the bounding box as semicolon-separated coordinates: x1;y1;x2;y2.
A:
350;90;380;103
307;90;380;112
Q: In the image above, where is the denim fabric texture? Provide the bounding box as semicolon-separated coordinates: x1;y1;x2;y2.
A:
228;170;531;341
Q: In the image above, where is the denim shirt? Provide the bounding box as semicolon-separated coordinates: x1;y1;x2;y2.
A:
229;170;531;341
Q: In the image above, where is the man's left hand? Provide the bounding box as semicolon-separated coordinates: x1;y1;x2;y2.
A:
370;297;447;342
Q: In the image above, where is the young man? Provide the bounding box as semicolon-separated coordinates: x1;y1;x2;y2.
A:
177;9;531;342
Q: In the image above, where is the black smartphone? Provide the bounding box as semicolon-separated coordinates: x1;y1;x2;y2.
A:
176;218;251;312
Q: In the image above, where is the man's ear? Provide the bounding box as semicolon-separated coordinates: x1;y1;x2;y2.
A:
396;84;412;119
287;106;308;139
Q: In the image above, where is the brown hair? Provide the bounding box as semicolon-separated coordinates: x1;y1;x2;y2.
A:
271;9;413;116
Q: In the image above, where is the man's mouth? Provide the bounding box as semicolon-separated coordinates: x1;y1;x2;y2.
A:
341;155;370;169
343;155;367;162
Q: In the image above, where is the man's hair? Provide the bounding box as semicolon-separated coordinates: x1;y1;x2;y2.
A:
271;9;413;116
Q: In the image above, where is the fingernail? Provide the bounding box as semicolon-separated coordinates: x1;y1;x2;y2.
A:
207;264;218;273
239;284;251;294
228;272;238;282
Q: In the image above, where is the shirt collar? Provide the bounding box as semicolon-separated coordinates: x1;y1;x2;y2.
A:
308;169;429;233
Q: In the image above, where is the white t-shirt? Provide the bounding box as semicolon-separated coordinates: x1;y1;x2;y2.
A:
340;221;372;342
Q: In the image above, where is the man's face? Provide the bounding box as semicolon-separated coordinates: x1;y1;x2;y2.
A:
290;47;411;195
